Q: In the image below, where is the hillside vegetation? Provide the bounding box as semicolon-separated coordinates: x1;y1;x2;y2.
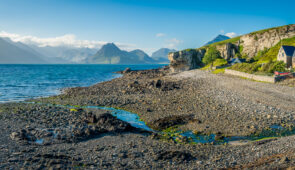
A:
259;36;295;62
185;25;295;74
183;24;295;57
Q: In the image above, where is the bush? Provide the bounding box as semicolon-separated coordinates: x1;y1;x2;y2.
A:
202;46;221;65
269;61;286;73
261;61;286;73
214;58;228;66
254;48;268;61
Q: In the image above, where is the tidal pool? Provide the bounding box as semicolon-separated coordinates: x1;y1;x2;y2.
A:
26;102;295;145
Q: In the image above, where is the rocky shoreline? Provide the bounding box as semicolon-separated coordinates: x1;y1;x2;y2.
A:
1;67;295;169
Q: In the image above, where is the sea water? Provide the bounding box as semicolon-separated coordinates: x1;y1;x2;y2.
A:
0;64;166;103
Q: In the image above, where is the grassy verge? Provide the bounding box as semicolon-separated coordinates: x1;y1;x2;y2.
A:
212;68;225;74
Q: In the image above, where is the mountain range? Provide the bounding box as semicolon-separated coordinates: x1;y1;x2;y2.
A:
87;43;153;64
29;45;97;64
87;43;176;64
1;34;232;64
0;37;177;64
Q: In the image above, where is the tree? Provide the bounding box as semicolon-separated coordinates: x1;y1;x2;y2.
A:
202;46;221;68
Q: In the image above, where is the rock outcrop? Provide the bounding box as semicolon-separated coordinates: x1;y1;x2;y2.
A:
241;25;295;57
169;24;295;72
168;49;205;72
216;43;239;60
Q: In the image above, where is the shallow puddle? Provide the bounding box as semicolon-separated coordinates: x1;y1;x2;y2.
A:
83;106;154;131
35;139;44;144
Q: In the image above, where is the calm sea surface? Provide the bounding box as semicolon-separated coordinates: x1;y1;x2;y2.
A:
0;64;166;103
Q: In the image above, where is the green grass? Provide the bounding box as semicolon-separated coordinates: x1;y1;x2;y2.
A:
212;68;225;74
229;62;262;74
239;45;244;53
228;60;286;76
238;76;273;84
204;36;241;47
181;35;241;52
201;58;228;70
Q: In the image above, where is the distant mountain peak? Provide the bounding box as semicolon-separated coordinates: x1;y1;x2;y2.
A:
100;43;120;50
87;44;156;64
151;48;176;64
130;49;144;53
205;34;230;46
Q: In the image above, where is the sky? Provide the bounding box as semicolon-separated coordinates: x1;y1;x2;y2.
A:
0;0;294;55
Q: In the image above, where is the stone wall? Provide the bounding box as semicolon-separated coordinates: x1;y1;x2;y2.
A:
224;69;276;83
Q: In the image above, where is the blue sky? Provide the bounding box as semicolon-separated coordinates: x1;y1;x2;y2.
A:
0;0;294;54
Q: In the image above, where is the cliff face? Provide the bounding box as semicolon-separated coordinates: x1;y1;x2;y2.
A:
169;24;295;72
168;49;205;72
240;25;295;57
215;43;239;60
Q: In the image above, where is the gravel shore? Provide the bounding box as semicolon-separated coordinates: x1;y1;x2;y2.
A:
1;68;295;169
37;68;295;136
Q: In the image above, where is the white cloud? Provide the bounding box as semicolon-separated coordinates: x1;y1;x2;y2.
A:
156;33;166;38
0;31;135;50
164;38;183;49
225;32;238;38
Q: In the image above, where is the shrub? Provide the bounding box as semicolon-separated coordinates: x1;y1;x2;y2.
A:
261;61;286;73
202;46;221;66
260;61;272;72
269;61;286;73
254;48;269;61
214;58;228;66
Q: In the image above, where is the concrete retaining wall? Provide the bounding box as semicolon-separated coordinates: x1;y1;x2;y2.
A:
224;69;276;83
